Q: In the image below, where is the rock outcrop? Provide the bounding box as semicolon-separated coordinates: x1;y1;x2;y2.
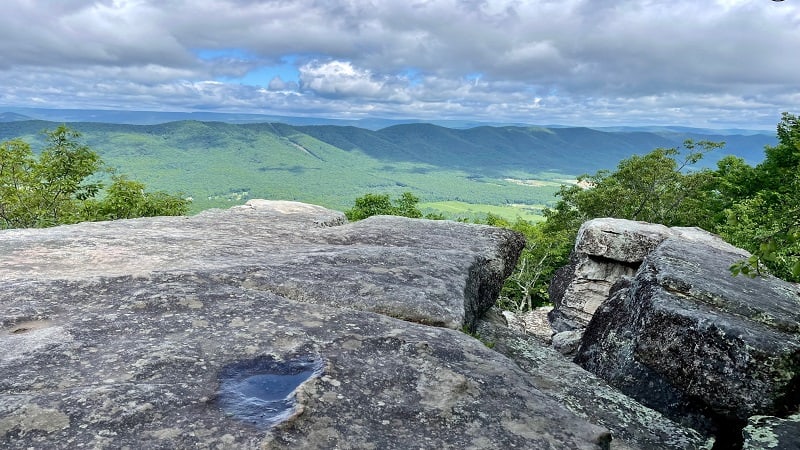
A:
476;318;713;449
548;218;749;334
0;199;523;332
553;218;800;447
1;201;623;449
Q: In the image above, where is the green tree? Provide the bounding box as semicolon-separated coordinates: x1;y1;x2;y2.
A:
720;113;800;281
544;140;723;235
83;174;190;221
487;215;573;311
393;192;424;219
345;192;423;221
0;138;39;228
0;126;104;228
0;126;189;229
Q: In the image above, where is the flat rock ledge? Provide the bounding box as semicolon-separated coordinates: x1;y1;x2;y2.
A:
0;199;524;331
0;201;621;449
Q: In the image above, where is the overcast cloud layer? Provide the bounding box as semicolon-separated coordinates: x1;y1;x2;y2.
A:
1;0;798;128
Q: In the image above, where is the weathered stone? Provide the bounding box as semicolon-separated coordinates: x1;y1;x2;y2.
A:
742;412;800;450
1;201;615;449
573;219;673;263
501;306;554;344
552;329;584;357
548;218;749;333
576;237;800;441
0;199;524;331
476;319;714;449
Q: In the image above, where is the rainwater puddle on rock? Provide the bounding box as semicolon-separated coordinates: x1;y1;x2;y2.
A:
217;355;323;428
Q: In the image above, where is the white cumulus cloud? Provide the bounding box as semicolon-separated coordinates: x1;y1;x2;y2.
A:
299;61;385;98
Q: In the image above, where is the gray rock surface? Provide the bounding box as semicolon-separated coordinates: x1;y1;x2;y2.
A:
548;218;749;333
501;306;554;344
576;236;800;441
742;412;800;450
0;201;617;449
0;199;524;331
551;329;585;357
476;319;714;449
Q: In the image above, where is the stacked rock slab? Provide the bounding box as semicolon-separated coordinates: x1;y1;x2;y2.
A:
557;218;800;445
548;218;749;335
0;200;618;449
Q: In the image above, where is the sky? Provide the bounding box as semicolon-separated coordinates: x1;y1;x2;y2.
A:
1;0;798;129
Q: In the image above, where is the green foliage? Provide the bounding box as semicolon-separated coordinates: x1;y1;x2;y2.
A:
345;192;423;221
544;140;724;235
488;216;573;311
0;138;39;228
419;200;544;223
538;114;799;284
0;126;189;229
717;113;800;281
0;119;771;215
83;174;190;221
0;126;103;228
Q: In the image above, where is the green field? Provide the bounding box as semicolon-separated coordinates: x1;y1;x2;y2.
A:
420;201;546;223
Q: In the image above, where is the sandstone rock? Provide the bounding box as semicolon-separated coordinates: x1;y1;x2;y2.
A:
0;199;524;331
476;319;714;449
0;201;615;449
551;329;584;357
501;306;554;344
576;237;800;442
548;218;749;333
742;412;800;450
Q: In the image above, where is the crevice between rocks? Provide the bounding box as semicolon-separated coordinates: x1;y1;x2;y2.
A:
586;254;643;272
462;256;509;334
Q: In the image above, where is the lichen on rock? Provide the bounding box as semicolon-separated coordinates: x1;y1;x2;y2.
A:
1;200;615;449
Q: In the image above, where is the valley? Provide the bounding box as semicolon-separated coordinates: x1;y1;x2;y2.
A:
0;118;776;220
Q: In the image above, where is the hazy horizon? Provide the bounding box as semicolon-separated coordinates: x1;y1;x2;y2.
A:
0;106;781;133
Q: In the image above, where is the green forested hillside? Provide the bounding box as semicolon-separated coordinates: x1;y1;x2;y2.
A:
0;120;775;216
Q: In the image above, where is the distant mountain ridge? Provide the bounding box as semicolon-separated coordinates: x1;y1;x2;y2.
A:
1;107;531;130
0;112;32;122
1;107;777;136
0;118;778;214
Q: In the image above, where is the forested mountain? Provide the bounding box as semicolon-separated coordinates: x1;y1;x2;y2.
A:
0;119;777;215
0;112;32;122
0;107;529;129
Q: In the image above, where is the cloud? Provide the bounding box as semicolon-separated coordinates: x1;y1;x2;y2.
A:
268;76;298;92
0;0;798;128
299;61;385;98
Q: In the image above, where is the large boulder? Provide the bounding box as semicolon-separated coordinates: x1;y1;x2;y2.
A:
0;201;618;449
575;235;800;445
476;318;714;449
548;218;748;333
0;199;524;332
